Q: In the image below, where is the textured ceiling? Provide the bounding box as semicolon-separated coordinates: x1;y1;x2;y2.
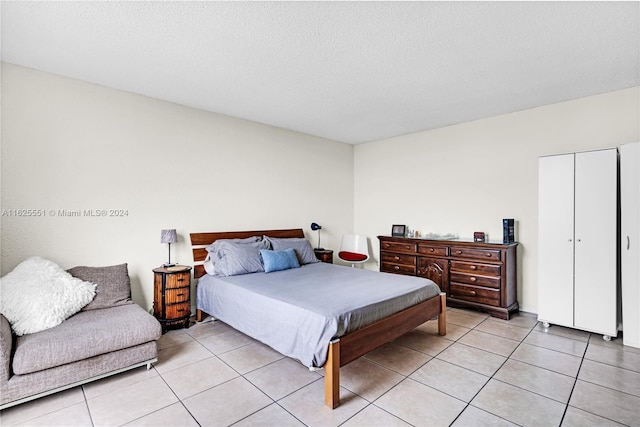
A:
1;1;639;144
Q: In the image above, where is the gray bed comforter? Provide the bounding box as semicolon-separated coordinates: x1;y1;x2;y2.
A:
197;262;440;367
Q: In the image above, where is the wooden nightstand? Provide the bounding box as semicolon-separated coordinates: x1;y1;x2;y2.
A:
153;265;192;332
314;249;334;264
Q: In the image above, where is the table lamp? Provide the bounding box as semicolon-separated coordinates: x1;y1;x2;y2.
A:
160;229;177;267
311;222;323;250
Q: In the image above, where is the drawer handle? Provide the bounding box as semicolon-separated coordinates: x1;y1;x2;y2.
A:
429;248;434;252
456;250;462;255
470;265;477;270
394;256;400;260
394;266;400;270
177;278;184;282
485;253;492;257
454;291;477;297
177;308;188;312
405;245;411;249
470;277;477;282
176;293;185;297
384;244;390;248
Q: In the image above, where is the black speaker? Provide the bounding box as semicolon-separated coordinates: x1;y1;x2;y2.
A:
503;218;515;243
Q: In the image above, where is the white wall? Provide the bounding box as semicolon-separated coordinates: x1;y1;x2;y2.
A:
354;86;640;313
3;62;638;316
1;63;354;310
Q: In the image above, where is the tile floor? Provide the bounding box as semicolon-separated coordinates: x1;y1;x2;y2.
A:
1;307;639;427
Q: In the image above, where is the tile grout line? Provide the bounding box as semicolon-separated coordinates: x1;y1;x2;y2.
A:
446;315;537;426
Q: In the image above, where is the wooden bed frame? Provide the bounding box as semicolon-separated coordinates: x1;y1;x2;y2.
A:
190;228;446;409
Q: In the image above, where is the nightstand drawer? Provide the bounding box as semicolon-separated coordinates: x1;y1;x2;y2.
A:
450;247;501;262
380;241;417;254
381;253;416;265
314;249;334;263
450;283;500;307
450;261;501;276
450;272;501;289
165;302;191;319
417;244;448;257
164;287;190;304
381;262;416;275
165;272;190;289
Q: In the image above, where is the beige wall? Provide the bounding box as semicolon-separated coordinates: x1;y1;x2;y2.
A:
354;86;640;313
2;62;639;316
0;63;354;310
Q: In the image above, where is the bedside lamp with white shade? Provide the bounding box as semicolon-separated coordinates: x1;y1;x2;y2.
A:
160;229;177;267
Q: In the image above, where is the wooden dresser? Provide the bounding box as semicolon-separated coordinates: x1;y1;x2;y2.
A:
378;236;518;319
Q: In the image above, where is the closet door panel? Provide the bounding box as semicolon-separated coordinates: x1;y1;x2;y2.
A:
574;149;618;335
538;154;575;327
621;142;640;347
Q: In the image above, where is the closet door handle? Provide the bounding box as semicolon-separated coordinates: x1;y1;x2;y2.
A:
628;236;631;250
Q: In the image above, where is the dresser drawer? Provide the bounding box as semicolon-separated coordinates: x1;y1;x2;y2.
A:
417;244;448;257
380;241;417;254
449;283;500;307
381;262;417;275
165;272;190;289
381;253;416;265
450;272;501;289
164;287;190;304
450;247;501;262
165;302;191;319
450;261;501;276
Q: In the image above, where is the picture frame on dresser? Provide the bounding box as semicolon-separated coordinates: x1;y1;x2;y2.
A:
391;224;406;237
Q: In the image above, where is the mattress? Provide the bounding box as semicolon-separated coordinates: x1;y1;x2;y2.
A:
196;262;440;367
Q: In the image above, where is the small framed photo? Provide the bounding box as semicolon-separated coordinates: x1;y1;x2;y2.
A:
392;224;407;237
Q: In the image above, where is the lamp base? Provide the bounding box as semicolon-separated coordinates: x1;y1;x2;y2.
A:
163;263;176;267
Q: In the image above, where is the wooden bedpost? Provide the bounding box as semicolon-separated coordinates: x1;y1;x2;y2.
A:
438;292;447;336
196;309;204;322
324;340;340;409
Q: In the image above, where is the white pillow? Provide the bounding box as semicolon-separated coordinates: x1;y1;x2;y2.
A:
203;254;215;275
0;257;97;336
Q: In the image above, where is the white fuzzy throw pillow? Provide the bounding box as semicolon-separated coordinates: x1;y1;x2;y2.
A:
0;257;97;336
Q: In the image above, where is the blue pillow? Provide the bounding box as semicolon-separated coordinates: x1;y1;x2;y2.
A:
260;248;300;273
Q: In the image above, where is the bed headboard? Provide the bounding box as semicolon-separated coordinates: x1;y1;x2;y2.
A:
189;228;305;278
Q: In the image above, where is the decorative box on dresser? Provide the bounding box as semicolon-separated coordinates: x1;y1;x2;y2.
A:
378;236;518;319
153;266;192;332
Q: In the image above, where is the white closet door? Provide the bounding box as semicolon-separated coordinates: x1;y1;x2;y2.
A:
538;154;575;327
621;142;640;348
574;149;618;336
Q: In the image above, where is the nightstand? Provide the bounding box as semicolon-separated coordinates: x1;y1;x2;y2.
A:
153;265;192;332
314;249;334;264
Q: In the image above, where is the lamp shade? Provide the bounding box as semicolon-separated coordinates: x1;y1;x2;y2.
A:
311;222;322;231
160;229;177;244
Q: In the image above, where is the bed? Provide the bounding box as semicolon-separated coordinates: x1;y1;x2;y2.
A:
190;228;446;409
